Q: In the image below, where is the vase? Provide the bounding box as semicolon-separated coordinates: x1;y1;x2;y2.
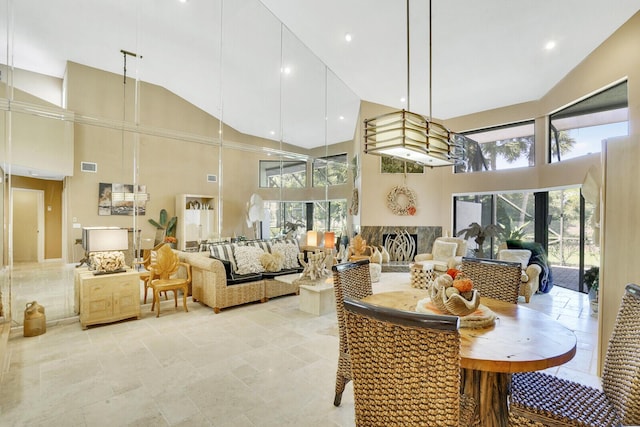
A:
588;286;598;315
380;245;390;263
370;247;383;264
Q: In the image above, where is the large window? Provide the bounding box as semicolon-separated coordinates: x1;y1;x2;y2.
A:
312;153;348;186
265;199;347;238
454;191;535;258
549;81;628;163
455;121;535;173
259;160;306;188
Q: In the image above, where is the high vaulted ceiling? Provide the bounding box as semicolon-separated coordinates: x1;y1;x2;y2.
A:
2;0;640;152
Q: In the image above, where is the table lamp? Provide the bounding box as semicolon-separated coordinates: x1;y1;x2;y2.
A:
82;227;129;274
324;232;335;249
306;230;318;247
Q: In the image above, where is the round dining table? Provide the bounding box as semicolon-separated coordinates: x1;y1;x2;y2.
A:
361;288;577;427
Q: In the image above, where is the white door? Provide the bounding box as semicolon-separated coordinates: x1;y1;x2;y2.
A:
12;188;45;262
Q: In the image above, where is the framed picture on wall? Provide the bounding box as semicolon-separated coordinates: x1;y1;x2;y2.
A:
98;182;148;216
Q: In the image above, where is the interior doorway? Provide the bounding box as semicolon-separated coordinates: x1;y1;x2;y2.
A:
12;188;45;263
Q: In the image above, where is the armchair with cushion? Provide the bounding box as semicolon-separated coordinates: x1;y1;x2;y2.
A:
497;248;541;303
415;237;467;272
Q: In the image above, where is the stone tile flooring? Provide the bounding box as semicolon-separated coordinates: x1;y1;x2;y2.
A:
1;265;600;426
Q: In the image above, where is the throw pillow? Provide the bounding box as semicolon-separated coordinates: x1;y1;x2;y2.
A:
209;244;238;273
271;242;300;269
260;251;284;272
432;240;457;262
498;249;532;269
233;245;266;275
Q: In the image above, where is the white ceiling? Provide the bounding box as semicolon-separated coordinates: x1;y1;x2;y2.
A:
2;0;640;157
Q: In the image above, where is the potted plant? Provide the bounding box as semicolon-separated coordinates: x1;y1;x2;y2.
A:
149;209;177;247
584;266;599;314
457;222;503;258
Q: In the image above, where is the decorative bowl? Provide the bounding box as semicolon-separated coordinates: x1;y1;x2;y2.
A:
430;285;480;317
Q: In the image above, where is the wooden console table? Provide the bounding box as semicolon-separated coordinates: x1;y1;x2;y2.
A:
76;269;141;329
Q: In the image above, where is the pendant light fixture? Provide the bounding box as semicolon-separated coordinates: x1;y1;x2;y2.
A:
364;0;461;167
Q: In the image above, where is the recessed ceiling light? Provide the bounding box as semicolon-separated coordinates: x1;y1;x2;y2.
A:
400;97;406;103
545;40;556;50
270;130;276;135
345;33;352;42
178;0;188;3
339;116;345;120
281;66;291;75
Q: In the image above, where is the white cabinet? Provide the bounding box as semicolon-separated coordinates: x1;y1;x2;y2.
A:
176;194;216;251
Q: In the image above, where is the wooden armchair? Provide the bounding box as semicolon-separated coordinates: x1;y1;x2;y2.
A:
149;244;192;317
134;242;167;304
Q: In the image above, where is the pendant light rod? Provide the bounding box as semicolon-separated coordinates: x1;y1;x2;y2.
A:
406;0;410;111
428;0;432;122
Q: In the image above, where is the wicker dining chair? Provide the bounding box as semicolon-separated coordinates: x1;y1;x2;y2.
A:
509;283;640;427
331;259;373;407
461;257;521;304
343;297;477;426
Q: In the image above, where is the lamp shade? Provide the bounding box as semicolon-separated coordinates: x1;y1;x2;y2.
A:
324;232;335;249
364;110;460;167
82;227;128;252
306;230;318;247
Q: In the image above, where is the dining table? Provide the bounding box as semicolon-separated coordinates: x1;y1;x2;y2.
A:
361;288;577;427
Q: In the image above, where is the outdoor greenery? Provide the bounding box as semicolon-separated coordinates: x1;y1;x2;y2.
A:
381;157;424;173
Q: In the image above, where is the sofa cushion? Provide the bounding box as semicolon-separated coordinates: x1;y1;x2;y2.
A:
261;269;302;279
233;245;266;275
432;240;457;262
228;272;263;286
497;249;532;269
271;242;301;270
209;244;238;273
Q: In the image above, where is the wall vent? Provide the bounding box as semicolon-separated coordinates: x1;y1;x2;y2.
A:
207;174;217;183
81;162;97;173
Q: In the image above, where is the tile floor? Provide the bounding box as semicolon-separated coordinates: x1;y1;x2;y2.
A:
0;264;600;426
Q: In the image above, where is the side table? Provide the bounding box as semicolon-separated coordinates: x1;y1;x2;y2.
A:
77;269;141;329
299;282;335;316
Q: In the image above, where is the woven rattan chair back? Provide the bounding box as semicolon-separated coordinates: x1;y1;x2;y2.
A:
331;259;373;406
601;283;640;424
509;283;640;427
461;257;521;304
343;297;476;426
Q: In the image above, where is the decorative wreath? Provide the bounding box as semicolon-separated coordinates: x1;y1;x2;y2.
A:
387;185;417;216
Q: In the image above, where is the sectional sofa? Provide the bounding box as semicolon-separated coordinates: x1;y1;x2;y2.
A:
177;239;303;313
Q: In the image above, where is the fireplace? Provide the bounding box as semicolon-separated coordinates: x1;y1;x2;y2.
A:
359;226;442;271
382;231;418;262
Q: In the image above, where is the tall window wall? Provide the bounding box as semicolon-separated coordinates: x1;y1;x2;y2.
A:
549;81;628;163
455;121;535;173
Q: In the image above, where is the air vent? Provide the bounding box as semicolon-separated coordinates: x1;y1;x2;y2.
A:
81;162;97;173
207;174;217;183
